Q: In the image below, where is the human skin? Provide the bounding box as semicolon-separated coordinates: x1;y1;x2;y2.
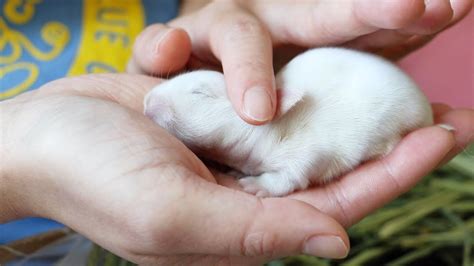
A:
0;74;472;265
128;0;473;124
0;75;348;265
1;1;473;265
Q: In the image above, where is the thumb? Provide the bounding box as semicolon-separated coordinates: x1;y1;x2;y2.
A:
164;178;350;259
127;24;191;75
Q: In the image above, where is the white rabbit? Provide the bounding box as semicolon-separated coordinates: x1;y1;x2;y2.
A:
144;48;433;197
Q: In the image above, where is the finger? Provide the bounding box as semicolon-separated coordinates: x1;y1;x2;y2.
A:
290;125;456;227
241;0;425;46
169;5;277;124
208;12;276;124
345;30;413;53
141;175;349;259
137;254;263;266
432;102;453;120
127;24;191;76
349;0;472;59
346;0;454;57
344;29;434;61
447;0;473;26
402;0;454;34
378;34;435;61
436;108;474;165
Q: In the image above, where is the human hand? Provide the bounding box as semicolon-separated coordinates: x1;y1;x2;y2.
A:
214;103;473;227
288;104;474;227
0;74;350;265
127;0;472;124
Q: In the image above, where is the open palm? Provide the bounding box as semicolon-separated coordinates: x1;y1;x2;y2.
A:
2;74;471;265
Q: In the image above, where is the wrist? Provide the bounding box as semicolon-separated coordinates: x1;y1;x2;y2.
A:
0;174;21;223
0;100;22;223
0;98;41;223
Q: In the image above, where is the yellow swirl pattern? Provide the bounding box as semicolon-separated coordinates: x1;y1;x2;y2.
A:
3;0;41;25
0;62;39;98
1;0;146;99
0;19;70;63
0;0;70;99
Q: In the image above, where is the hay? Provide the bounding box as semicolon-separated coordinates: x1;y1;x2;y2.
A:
88;145;473;266
272;144;474;266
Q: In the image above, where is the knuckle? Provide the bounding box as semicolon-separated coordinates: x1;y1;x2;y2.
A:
327;183;353;228
224;16;266;42
239;199;278;257
232;17;258;33
241;231;278;257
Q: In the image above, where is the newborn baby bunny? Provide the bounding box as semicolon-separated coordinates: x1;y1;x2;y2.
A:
144;48;433;197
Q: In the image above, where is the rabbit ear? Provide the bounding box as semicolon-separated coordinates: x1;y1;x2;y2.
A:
276;87;305;117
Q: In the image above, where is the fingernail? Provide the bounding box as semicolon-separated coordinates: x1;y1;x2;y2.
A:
303;235;348;259
243;86;273;122
437;123;456;132
152;29;174;54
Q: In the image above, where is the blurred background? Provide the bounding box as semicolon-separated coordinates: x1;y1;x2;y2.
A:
1;1;472;265
400;10;473;108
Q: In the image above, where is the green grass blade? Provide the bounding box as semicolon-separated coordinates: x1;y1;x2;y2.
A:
379;192;461;239
386;244;441;266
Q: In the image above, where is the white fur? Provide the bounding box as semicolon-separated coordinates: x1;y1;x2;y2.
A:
144;48;433;197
